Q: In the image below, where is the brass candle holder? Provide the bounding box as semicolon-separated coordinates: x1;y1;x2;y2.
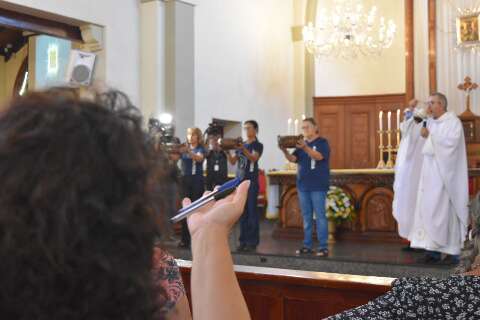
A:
396;128;401;150
376;129;386;169
385;129;394;169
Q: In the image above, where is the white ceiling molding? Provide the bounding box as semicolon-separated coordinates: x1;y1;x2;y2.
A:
140;0;198;6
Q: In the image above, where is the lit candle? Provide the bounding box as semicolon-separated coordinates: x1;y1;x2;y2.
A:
302;114;306;120
294;119;299;135
379;111;383;131
396;109;400;128
387;111;392;131
287;118;292;135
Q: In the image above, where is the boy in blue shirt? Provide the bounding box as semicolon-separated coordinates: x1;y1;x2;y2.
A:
228;120;263;252
281;118;330;257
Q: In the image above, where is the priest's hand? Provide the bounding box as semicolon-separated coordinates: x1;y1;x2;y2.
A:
421;127;429;138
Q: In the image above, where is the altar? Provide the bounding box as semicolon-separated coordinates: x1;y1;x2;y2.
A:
268;168;480;242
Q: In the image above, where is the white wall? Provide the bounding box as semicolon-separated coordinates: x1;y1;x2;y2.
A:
2;0;141;106
314;0;406;96
413;0;430;103
166;1;195;139
194;0;296;170
436;0;480;115
140;0;166;120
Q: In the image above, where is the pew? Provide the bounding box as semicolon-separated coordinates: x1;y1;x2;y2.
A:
177;260;394;319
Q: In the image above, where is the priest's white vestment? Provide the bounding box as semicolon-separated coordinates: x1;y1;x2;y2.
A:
392;118;425;238
409;112;469;255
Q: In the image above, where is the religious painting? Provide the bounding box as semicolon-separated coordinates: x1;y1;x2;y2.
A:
456;14;480;45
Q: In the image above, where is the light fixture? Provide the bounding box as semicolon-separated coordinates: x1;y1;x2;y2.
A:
158;112;173;125
19;71;28;96
47;44;59;74
303;0;397;59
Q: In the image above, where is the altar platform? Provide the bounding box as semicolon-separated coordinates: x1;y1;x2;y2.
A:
161;168;480;279
161;219;456;279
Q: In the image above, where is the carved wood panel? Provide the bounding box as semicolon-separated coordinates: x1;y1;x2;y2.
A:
315;94;405;169
315;104;345;168
350;113;369;167
345;104;375;168
281;188;303;229
361;187;396;233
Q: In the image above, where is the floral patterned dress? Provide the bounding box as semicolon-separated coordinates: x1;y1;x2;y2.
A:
328;276;480;319
151;247;186;318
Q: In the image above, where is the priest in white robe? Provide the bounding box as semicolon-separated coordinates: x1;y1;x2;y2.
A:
409;92;469;264
393;101;427;241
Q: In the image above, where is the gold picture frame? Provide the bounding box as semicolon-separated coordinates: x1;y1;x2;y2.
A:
456;14;480;45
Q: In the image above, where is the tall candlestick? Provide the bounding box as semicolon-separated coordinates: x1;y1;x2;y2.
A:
379;111;383;130
386;111;394;169
387;111;392;131
396;109;400;128
287;118;292;135
377;128;385;169
396;109;401;148
294;119;299;135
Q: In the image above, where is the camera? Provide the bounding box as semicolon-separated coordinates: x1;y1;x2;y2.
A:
148;116;183;154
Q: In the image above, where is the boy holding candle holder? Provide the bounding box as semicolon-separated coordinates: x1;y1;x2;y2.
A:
280;118;331;257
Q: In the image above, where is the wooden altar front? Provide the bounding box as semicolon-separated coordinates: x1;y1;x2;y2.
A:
268;169;480;243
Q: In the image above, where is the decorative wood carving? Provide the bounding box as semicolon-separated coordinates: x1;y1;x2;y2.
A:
458;76;479;116
361;187;396;233
459;78;480;142
458;79;480;194
270;170;480;242
280;187;303;229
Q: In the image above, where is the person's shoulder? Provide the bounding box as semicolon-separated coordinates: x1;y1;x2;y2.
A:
253;139;263;151
151;247;186;316
393;275;480;293
315;137;329;146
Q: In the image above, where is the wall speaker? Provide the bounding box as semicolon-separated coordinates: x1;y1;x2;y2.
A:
66;49;96;86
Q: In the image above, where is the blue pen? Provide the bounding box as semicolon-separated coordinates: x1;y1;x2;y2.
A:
170;178;242;223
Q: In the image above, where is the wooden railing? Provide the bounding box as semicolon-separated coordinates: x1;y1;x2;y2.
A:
177;260;394;319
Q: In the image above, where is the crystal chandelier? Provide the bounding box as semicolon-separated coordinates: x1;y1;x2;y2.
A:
303;0;397;59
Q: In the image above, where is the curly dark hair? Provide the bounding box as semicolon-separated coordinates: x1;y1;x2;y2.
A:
0;88;172;319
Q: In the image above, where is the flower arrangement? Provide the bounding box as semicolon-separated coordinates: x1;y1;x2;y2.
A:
325;186;356;225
